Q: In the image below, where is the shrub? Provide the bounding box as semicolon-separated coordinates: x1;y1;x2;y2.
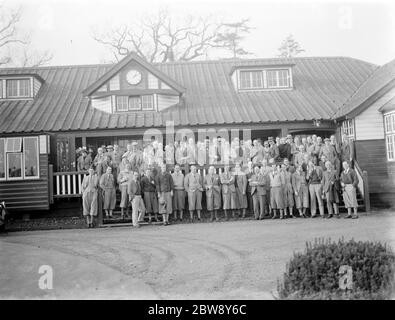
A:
278;238;395;300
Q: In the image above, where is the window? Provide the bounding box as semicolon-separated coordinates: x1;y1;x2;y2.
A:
23;137;39;179
2;136;40;180
7;153;23;180
128;96;141;111
115;95;155;112
116;96;129;112
0;139;5;180
6;137;22;152
238;68;291;90
266;69;290;88
6;79;31;98
239;71;263;89
141;95;154;110
342;119;355;140
384;112;395;161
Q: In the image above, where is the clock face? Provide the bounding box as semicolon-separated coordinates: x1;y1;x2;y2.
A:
126;69;142;85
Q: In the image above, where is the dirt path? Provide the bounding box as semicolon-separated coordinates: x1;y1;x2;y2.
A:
1;211;394;299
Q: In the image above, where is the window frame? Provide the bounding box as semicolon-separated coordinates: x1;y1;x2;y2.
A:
5;78;31;98
141;95;154;111
239;70;264;90
266;69;290;89
384;111;395;162
128;96;142;111
342;119;355;141
6;152;23;181
6;137;22;152
238;68;292;91
116;95;129;112
23;136;40;180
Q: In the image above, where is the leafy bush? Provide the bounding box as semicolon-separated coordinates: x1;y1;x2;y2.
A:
278;238;395;300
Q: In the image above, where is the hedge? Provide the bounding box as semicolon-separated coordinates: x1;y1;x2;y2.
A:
278;238;395;300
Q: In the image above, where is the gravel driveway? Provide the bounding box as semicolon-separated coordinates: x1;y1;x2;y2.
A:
1;210;394;299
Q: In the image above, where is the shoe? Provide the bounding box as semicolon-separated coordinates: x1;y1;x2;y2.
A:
336;215;341;219
311;215;318;218
327;214;333;219
215;218;219;222
179;218;183;222
290;215;295;218
321;215;326;219
352;215;359;219
345;215;352;219
280;216;284;219
271;215;277;219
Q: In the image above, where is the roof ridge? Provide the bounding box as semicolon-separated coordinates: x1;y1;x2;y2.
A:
331;58;395;118
0;55;376;71
0;63;114;71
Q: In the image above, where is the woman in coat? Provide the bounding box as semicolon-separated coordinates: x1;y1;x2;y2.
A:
81;167;99;228
220;165;237;220
117;164;132;219
100;166;116;218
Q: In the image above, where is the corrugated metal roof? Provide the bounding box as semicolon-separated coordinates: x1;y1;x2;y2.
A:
332;58;395;118
0;56;377;134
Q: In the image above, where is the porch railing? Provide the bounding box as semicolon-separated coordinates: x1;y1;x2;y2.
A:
52;170;87;198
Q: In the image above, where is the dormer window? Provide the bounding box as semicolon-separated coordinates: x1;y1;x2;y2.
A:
6;79;31;98
266;69;290;88
0;75;42;99
115;94;155;112
236;67;293;91
240;71;263;89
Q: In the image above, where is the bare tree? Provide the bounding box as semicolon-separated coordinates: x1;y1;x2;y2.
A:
92;9;253;63
277;34;305;58
0;6;26;65
214;18;253;58
0;5;53;67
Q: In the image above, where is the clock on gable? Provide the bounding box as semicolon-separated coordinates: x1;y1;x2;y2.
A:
126;69;142;85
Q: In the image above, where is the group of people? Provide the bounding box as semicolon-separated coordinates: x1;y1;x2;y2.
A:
79;133;359;228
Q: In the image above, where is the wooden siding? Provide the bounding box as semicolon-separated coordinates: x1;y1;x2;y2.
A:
355;88;395;140
0;154;49;211
33;77;41;96
157;94;179;111
91;96;112;113
355;139;395;207
355;139;395;186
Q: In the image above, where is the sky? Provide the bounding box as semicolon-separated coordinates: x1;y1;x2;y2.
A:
3;0;395;66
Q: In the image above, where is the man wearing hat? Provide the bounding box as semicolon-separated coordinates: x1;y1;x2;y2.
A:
128;171;146;227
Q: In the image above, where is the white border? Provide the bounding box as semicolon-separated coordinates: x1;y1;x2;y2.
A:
0;138;5;181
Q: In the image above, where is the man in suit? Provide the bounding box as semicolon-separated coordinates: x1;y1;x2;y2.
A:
249;166;263;220
204;166;222;221
141;168;159;223
128;171;146;228
292;164;309;217
307;159;325;218
245;161;255;214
